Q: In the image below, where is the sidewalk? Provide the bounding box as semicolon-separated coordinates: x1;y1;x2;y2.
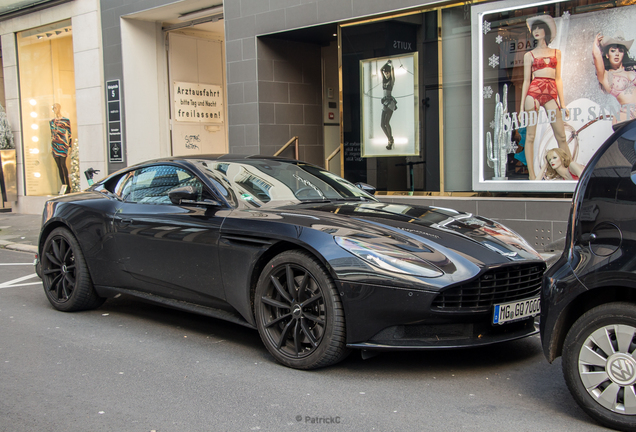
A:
0;211;41;254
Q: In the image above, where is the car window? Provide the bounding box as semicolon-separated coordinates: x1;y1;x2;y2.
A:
125;165;203;204
114;172;134;200
190;159;376;208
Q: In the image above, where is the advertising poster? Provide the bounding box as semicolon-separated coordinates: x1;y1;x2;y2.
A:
473;1;636;191
360;53;419;157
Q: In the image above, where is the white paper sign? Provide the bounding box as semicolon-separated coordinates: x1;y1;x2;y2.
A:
173;82;224;123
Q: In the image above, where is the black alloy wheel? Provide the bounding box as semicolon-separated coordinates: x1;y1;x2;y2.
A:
41;227;105;312
255;250;349;369
563;302;636;432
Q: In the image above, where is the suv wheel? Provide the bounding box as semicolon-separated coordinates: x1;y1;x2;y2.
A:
563;302;636;431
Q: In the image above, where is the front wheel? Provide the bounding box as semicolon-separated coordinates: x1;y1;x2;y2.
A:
254;250;349;369
41;227;105;312
563;302;636;431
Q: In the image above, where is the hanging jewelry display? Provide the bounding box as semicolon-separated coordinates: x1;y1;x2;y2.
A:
69;138;80;192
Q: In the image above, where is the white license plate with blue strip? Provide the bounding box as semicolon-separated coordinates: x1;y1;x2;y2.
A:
493;296;540;325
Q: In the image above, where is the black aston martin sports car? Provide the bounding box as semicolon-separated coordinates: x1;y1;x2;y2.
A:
37;155;546;369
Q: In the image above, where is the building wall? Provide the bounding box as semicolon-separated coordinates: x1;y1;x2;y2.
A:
254;38;323;165
0;0;106;214
120;18;170;166
100;0;178;172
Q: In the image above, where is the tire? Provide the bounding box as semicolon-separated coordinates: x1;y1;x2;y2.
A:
562;302;636;431
41;227;105;312
254;250;350;369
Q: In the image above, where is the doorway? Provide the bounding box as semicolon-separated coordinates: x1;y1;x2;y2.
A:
167;31;227;156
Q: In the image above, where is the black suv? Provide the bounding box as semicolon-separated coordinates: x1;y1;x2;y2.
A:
541;119;636;431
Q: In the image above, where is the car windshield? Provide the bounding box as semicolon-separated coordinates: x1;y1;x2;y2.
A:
190;158;377;208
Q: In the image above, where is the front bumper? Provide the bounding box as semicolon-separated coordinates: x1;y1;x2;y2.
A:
337;280;539;350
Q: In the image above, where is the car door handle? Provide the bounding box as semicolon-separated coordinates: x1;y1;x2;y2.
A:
115;217;133;225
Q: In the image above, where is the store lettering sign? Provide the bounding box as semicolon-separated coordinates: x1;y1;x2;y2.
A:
173;82;224;123
392;40;412;50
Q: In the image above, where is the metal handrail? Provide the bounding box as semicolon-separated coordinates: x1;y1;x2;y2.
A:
325;147;340;171
274;136;299;159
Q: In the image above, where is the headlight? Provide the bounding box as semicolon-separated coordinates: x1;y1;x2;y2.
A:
335;237;443;278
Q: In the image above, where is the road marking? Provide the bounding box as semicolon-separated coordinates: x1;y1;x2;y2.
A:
0;273;41;289
0;263;35;266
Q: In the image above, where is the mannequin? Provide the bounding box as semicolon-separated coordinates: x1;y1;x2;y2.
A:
519;15;571;180
380;60;397;150
50;103;71;192
538;148;584;180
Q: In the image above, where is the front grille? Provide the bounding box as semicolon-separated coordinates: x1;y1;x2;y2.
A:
432;263;546;312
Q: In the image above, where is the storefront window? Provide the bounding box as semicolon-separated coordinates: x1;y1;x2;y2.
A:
340;4;472;193
474;0;636;192
17;20;77;196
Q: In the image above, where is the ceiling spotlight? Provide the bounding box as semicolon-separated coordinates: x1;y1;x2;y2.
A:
55;31;62;35
36;35;43;39
46;33;52;37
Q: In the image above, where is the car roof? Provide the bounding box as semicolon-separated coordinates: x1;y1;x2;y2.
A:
152;154;301;163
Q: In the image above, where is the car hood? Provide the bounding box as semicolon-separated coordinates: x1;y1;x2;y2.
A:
266;201;542;264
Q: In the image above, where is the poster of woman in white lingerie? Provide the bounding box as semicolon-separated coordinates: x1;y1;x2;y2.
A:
477;2;636;189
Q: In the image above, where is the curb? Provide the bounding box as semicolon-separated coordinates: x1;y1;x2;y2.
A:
3;243;38;254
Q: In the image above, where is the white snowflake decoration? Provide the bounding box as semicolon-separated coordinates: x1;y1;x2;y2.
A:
507;141;519;154
483;20;491;34
489;120;495;130
488;54;500;68
495;35;503;44
483;86;494;99
562;11;570;19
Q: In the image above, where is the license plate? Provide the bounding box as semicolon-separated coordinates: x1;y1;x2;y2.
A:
493;296;540;325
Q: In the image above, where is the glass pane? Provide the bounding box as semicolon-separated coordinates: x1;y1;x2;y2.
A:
479;1;636;186
17;20;77;196
442;5;473;191
341;14;435;192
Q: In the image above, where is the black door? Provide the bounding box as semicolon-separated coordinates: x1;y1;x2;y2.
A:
113;164;227;307
572;122;636;286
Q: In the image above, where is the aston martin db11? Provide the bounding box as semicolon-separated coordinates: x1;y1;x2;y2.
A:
37;155;545;369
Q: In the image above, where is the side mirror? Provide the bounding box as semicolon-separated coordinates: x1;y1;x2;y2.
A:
168;186;222;207
169;185;197;205
355;182;376;195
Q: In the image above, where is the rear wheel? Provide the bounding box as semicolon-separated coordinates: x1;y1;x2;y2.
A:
563;302;636;431
41;227;105;312
254;250;349;369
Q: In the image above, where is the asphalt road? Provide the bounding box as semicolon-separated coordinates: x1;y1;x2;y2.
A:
0;248;611;432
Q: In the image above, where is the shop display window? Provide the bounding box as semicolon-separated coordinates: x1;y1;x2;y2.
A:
341;4;473;193
473;0;636;192
17;20;77;196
